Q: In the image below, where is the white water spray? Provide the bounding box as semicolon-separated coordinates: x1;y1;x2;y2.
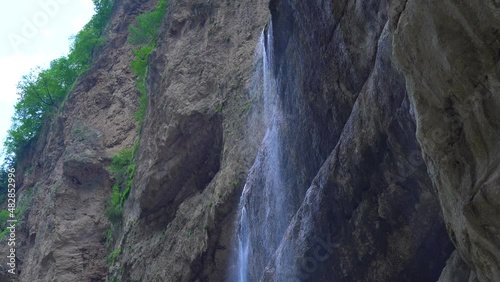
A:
234;21;289;282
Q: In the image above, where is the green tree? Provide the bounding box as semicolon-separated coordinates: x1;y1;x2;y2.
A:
3;0;115;161
4;61;76;156
69;0;114;72
69;24;102;70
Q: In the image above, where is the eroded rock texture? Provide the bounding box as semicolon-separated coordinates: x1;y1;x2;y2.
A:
113;0;270;281
394;0;500;281
3;0;498;281
261;0;454;281
0;0;155;280
261;0;500;280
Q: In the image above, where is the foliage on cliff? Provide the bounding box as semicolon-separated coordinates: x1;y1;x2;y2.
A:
104;0;167;259
2;0;114;162
128;0;166;46
129;0;167;126
104;0;167;246
105;147;135;224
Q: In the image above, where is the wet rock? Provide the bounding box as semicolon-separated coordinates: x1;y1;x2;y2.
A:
261;2;453;278
394;0;500;280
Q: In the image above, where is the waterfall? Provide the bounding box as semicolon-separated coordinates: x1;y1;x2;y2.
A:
237;206;250;282
233;21;291;282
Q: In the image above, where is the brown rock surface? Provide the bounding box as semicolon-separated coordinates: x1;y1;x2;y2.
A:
3;0;499;281
111;0;270;281
0;0;156;280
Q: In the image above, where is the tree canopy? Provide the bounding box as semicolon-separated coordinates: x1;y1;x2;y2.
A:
2;0;114;161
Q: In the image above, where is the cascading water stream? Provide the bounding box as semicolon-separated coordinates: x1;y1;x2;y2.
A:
233;22;290;282
237;206;250;282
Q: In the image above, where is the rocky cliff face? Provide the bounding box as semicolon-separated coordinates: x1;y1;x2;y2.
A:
260;0;454;281
5;0;499;281
394;1;500;281
2;0;155;280
111;0;270;281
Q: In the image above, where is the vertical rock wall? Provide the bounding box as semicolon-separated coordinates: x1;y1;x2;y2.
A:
114;0;270;281
3;0;156;280
394;0;500;281
4;0;498;281
261;0;454;281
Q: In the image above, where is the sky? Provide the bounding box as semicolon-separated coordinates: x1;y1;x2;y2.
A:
0;0;95;160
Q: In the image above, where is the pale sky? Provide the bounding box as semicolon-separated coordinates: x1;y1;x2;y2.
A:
0;0;95;161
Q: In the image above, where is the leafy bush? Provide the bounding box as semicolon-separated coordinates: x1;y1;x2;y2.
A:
120;163;135;206
135;84;148;124
130;45;153;124
128;0;168;126
106;247;122;265
0;187;34;239
105;146;141;261
109;148;133;180
131;45;153;125
130;45;154;77
104;147;137;250
104;227;114;248
0;211;10;230
0;167;10;204
0;210;14;240
105;147;136;225
128;0;167;45
105;184;123;223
